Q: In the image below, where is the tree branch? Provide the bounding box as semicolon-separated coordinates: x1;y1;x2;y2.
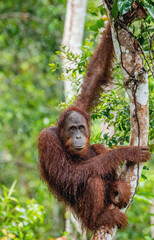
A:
114;19;154;77
0;12;44;23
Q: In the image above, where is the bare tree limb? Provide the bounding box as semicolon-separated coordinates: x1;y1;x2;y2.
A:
0;12;43;23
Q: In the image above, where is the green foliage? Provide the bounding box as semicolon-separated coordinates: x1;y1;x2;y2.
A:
112;0;154;18
0;0;65;238
112;0;119;18
117;0;133;16
0;181;44;240
145;3;154;19
90;90;130;147
0;0;65;164
85;3;106;37
90;79;153;150
50;34;94;96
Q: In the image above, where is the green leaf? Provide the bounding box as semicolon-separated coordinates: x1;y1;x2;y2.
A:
55;50;61;55
141;174;148;180
144;236;153;240
134;194;152;205
143;166;149;170
96;19;104;28
141;192;154;198
8;180;17;198
112;0;119;18
8;196;19;203
117;0;133;15
110;113;115;119
103;133;109;140
2;185;8;199
145;3;154;19
89;24;99;32
91;12;98;16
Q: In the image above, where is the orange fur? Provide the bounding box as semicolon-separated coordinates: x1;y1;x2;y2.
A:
38;115;150;231
38;23;150;231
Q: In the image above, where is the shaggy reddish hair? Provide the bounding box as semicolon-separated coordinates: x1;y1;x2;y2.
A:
38;23;150;232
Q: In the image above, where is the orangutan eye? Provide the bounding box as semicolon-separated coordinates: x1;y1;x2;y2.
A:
79;126;85;132
70;126;76;133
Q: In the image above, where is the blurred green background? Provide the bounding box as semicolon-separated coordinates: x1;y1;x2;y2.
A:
0;0;153;239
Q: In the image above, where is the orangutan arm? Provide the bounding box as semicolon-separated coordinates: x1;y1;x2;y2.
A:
80;145;150;176
38;128;150;188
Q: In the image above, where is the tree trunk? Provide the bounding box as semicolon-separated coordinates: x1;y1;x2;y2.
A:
62;0;87;239
91;1;149;240
62;0;87;102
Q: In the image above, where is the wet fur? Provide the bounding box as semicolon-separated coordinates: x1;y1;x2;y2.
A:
38;106;150;231
38;23;150;231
